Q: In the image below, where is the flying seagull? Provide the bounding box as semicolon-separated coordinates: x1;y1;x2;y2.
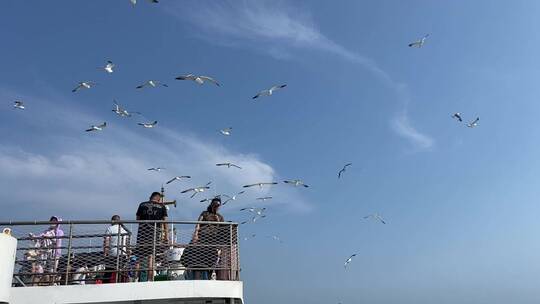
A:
243;182;278;189
253;84;287;99
99;60;115;73
199;195;223;203
344;253;358;268
112;100;140;117
243;234;256;241
220;127;232;136
452;112;463;122
132;0;159;4
181;182;212;198
364;214;386;225
138;121;158;128
240;215;267;225
338;163;352;179
240;207;266;216
256;196;273;202
175;74;220;87
85;122;107;132
166;176;191;184
72;81;96;92
222;191;246;205
147;167;165;172
408;34;430;48
13;101;25;110
267;235;283;243
283;179;309;188
467;117;479;128
216;162;242;169
136;80;168;89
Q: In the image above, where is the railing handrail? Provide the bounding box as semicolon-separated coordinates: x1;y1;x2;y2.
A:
0;220;239;226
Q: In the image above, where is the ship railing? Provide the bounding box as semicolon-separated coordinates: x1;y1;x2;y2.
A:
0;220;240;286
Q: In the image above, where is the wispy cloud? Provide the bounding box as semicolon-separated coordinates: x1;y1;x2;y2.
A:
166;0;433;149
391;111;434;150
0;88;309;221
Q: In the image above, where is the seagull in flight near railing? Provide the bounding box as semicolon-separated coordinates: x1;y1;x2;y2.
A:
467;117;479;128
136;80;168;89
222;191;245;205
72;81;96;93
112;100;140;118
216;162;242;169
181;182;212;198
85;122;107;132
240;207;266;216
166;176;191;184
344;253;358;268
13;101;25;110
338;163;352;179
283;179;309;188
220;127;232;136
253;84;287;99
243;182;278;189
408;34;430;48
256;196;272;202
98;60;115;73
138;121;158;128
147;167;165;172
364;214;386;225
175;74;220;87
452;113;463;122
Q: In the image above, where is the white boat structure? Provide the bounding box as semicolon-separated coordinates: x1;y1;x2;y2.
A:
0;219;243;304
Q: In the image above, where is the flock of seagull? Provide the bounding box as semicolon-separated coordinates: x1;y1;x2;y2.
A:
7;2;482;278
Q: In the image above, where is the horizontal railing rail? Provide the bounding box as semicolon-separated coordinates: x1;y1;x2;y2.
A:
2;220;240;287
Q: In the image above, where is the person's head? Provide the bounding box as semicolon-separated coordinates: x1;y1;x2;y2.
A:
207;197;221;214
49;216;60;229
149;192;162;202
111;215;120;222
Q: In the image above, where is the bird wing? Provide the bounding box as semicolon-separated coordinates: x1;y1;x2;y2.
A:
231;164;242;169
166;178;176;184
200;76;220;86
181;188;195;193
72;84;82;92
176;74;195;81
243;184;255;188
97;122;107;128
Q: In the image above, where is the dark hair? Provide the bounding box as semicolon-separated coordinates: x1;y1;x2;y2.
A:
49;216;58;222
111;215;120;221
150;192;162;200
206;197;221;213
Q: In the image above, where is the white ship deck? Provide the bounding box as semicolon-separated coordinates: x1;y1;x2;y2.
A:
10;280;243;304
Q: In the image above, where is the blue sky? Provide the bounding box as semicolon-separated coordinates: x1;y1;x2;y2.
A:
2;0;540;303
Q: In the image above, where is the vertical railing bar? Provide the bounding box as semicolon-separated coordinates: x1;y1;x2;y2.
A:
64;223;73;285
229;224;233;281
151;222;157;281
115;221;121;283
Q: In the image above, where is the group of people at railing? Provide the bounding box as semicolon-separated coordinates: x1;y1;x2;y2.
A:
18;191;237;286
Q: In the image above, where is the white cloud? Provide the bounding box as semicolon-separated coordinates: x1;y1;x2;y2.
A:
0;89;309;221
167;0;433;149
391;111;434;150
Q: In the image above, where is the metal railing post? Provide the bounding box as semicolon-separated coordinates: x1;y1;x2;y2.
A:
115;222;121;283
229;224;233;281
64;223;73;285
151;222;157;281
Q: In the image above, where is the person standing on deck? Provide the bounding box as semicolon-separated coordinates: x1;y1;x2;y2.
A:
135;192;169;281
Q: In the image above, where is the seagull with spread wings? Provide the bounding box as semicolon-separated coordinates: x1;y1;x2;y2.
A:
344;253;358;268
175;74;220;86
408;34;430;48
243;182;278;189
256;196;273;202
220;127;232;136
253;84;287;99
85;122;107;132
364;213;386;225
98;60;115;73
181;182;212;198
338;163;352;179
166;176;191;184
13;101;25;110
147;167;165;172
283;179;309;188
467;117;479;128
138;121;158;128
216;162;242;169
112;100;140;118
222;191;245;205
136;80;168;89
72;81;96;93
240;215;267;225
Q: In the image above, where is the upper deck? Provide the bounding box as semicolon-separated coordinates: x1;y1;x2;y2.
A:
0;220;243;304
